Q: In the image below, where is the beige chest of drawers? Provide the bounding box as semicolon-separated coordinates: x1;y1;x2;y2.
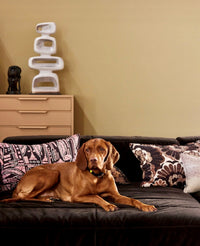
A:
0;95;74;142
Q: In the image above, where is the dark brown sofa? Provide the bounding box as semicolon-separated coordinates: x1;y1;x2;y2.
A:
0;135;199;246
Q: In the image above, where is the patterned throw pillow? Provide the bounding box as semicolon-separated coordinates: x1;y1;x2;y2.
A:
111;166;130;184
129;143;195;188
0;134;80;192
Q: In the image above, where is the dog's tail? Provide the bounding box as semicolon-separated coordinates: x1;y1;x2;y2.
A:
1;197;54;203
1;198;22;203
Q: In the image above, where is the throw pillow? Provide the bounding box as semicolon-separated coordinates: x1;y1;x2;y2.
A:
111;166;130;184
180;153;200;193
0;134;80;192
129;143;190;188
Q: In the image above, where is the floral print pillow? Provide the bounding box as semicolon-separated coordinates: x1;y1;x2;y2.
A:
129;143;196;188
111;166;130;184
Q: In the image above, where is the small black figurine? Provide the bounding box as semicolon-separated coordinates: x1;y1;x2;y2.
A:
6;66;21;94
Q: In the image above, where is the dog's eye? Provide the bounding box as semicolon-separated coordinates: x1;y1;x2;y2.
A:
85;148;90;153
98;147;105;152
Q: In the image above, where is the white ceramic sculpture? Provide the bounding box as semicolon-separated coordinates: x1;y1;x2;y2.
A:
28;22;64;94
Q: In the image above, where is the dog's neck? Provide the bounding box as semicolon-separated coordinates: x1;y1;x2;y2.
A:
87;168;105;178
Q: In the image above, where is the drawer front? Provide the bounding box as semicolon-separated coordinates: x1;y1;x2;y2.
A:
0;126;72;142
0;111;72;125
0;96;73;110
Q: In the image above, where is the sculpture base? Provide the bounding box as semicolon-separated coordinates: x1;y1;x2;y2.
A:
6;91;21;94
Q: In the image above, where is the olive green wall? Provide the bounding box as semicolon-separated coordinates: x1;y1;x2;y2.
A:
1;0;200;137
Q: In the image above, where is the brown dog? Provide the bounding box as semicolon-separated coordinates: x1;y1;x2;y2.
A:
3;138;157;212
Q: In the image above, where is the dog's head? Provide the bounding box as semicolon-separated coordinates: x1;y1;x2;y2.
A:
75;138;120;175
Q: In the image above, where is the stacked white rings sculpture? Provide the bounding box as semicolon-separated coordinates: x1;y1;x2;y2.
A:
28;22;64;94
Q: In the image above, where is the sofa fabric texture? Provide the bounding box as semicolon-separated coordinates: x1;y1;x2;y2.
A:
0;135;200;246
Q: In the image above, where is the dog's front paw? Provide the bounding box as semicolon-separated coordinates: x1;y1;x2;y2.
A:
141;204;157;212
103;203;118;212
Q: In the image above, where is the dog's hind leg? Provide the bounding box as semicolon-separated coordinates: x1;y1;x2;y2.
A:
12;167;60;201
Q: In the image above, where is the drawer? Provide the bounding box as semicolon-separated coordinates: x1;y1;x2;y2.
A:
0;125;72;142
0;110;72;125
0;95;73;110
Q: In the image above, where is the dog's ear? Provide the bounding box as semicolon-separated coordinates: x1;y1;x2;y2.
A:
76;143;88;171
104;141;120;170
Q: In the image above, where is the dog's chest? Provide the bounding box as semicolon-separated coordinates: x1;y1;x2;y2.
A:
90;176;111;194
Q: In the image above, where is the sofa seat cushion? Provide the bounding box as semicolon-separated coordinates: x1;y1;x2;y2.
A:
96;184;200;228
0;185;199;229
96;184;200;246
0;184;199;246
0;201;97;228
0;201;97;246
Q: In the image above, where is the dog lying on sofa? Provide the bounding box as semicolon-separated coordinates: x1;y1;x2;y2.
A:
3;138;156;212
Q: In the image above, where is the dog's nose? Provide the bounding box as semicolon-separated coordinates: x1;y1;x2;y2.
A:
90;157;98;163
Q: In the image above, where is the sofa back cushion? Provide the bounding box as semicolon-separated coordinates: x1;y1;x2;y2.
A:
3;135;179;183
